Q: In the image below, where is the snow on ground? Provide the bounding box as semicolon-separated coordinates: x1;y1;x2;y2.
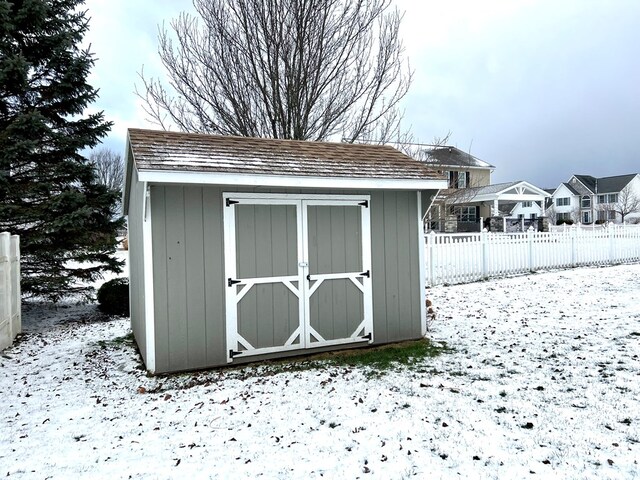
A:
1;264;640;479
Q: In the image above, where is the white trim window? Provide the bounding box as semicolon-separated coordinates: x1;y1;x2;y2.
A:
598;193;618;204
454;206;477;222
557;212;572;221
522;201;532;208
581;195;591;208
446;171;469;189
556;197;570;207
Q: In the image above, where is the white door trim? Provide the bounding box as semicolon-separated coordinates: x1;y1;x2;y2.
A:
223;193;373;362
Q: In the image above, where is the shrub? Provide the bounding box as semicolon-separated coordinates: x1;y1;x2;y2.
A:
97;278;130;316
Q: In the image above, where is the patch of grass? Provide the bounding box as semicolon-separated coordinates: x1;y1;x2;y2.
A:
96;332;135;349
149;339;454;391
323;339;453;371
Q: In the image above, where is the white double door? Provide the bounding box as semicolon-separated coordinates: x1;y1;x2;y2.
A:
223;193;373;362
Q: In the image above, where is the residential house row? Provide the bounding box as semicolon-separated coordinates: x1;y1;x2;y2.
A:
415;146;640;231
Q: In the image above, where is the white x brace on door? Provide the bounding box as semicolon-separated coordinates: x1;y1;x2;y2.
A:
223;193;373;362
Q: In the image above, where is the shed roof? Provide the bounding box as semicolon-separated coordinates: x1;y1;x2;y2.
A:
127;129;443;181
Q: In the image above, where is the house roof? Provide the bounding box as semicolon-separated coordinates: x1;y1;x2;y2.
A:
418;146;495;170
465;181;520;196
561;182;580;195
446;180;550;206
573;174;637;194
127;128;443;181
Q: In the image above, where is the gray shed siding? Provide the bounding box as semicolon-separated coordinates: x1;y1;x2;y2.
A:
371;191;422;343
151;186;227;372
149;185;433;373
127;167;147;363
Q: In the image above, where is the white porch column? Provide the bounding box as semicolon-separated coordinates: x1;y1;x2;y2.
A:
492;199;499;216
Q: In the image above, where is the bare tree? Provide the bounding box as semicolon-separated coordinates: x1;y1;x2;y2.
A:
613;184;640;223
89;147;124;193
137;0;412;143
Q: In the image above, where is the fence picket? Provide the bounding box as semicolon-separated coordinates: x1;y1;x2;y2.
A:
425;225;640;286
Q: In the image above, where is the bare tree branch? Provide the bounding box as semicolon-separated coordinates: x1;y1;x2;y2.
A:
136;0;412;143
613;184;640;222
89;147;124;193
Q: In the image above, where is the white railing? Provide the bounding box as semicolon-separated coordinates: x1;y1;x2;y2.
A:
425;225;640;286
0;232;21;351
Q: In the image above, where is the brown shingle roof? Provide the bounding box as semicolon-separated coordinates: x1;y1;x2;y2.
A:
127;129;442;180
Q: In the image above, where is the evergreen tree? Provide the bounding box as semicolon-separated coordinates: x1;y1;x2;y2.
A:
0;0;123;301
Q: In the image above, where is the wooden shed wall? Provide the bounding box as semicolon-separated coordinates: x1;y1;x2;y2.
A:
148;185;431;373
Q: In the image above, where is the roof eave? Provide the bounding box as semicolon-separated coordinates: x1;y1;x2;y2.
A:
422;162;495;171
136;169;448;191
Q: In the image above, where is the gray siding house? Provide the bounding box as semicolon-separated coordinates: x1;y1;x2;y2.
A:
123;129;446;373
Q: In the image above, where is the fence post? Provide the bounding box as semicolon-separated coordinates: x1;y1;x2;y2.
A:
481;229;488;279
10;235;21;338
0;232;11;351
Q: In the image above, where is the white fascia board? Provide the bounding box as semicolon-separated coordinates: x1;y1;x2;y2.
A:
470;193;549;203
492;194;549;201
423;162;494;171
494;181;550;197
137;169;448;191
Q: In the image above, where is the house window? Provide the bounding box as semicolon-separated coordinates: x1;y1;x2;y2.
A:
581;196;591;208
454;206;477;222
557;212;571;221
530;213;537;220
598;210;616;221
518;214;524;220
446;171;469;189
556;197;570;207
598;193;618;204
522;201;532;208
458;172;468;188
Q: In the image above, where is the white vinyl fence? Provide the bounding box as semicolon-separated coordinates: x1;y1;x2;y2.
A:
0;232;21;351
425;225;640;286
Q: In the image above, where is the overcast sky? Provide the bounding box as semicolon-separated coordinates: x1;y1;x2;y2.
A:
83;0;640;188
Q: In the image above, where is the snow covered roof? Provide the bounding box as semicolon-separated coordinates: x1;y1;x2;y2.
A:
418;146;495;170
123;129;448;212
127;129;444;181
447;181;550;205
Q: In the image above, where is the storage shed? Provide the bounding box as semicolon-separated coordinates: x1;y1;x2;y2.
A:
123;129;446;373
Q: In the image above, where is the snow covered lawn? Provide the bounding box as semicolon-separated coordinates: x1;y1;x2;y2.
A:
1;264;639;479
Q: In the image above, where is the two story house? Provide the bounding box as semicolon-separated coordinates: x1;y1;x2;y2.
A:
418;146;549;231
548;174;640;224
